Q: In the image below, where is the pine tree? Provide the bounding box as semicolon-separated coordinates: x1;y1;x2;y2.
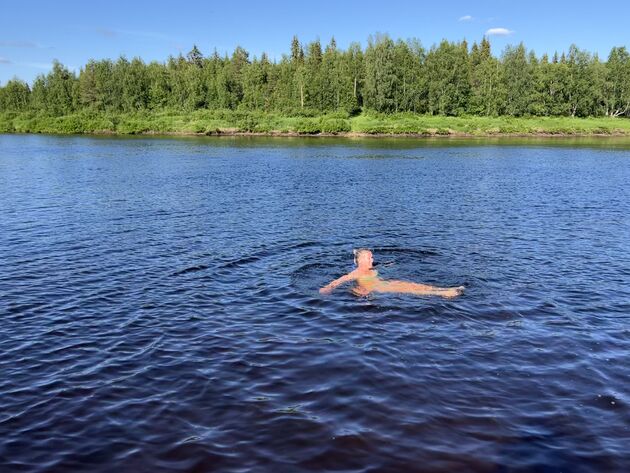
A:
290;36;304;64
187;45;204;68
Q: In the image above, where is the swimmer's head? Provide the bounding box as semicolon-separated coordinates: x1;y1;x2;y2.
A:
353;248;373;268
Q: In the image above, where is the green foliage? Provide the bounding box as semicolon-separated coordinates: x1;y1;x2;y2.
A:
363;34;398;112
425;40;470;115
0;112;16;132
113;115;149;134
0;79;30;111
320;118;351;133
237;114;259;132
294;118;321;134
27;61;77;116
565;45;598;117
1;35;630;123
501;44;534;116
469;39;502;116
604;46;630;117
2;110;630;136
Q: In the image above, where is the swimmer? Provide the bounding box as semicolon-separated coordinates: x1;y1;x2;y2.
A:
319;249;465;298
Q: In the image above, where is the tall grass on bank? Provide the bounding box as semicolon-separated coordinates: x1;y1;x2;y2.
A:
1;110;630;136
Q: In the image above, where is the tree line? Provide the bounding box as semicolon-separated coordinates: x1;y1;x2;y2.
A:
1;35;629;118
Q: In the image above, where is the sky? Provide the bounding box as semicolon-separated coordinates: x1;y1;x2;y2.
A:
1;0;629;84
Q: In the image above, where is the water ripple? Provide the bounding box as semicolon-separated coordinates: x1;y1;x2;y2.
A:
1;135;629;472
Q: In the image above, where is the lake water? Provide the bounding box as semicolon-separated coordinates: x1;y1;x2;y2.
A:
1;134;629;472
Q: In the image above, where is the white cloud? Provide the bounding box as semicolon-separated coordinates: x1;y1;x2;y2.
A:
485;27;514;36
459;15;473;22
0;57;12;64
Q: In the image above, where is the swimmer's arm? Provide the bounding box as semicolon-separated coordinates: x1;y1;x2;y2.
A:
319;271;357;294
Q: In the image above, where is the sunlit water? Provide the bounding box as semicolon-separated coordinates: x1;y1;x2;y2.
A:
1;134;629;472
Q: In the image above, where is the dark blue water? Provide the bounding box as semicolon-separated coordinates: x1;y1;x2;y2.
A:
1;134;629;472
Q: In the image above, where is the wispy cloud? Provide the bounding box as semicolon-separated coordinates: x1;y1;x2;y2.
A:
485;27;514;36
458;15;473;22
96;28;117;38
0;40;52;49
0;40;38;48
0;57;12;64
95;27;174;42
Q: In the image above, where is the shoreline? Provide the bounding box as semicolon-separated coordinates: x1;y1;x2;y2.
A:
169;129;630;138
5;129;630;139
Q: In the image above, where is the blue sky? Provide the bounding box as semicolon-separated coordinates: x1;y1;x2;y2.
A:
1;0;629;84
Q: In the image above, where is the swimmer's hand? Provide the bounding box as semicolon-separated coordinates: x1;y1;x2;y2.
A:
442;286;465;299
319;286;333;295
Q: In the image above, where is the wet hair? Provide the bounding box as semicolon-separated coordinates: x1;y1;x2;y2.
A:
353;248;371;265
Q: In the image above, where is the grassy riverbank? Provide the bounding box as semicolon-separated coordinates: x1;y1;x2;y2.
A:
2;110;630;137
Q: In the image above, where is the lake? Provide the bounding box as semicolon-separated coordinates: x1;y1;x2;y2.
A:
1;134;629;472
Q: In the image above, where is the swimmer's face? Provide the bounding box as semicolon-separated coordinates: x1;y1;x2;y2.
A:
356;250;373;268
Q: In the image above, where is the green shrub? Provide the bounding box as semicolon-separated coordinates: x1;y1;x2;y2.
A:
320;118;351;133
237;115;259;132
253;121;275;133
116;117;150;134
54;115;87;133
189;121;207;133
281;107;319;118
0;114;15;132
391;120;421;133
3;111;630;136
345;104;362;117
294;118;321;134
592;127;610;135
323;110;351;120
356;124;387;134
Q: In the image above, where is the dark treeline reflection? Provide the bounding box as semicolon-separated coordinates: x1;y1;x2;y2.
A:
1;35;629;118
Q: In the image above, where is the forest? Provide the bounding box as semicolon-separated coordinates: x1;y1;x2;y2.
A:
1;35;629;135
